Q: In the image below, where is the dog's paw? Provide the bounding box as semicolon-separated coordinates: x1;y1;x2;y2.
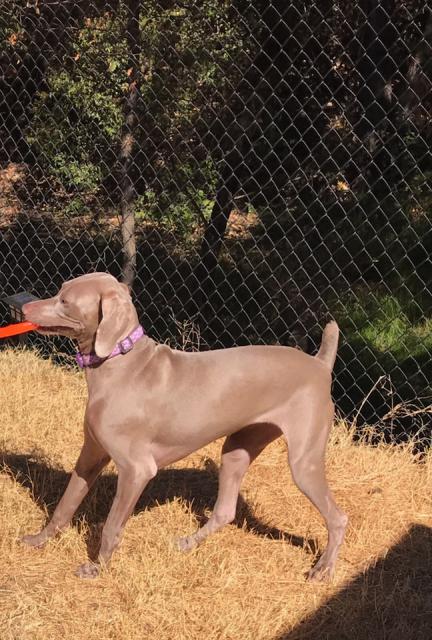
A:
20;532;48;549
75;562;101;579
307;558;334;582
175;535;199;552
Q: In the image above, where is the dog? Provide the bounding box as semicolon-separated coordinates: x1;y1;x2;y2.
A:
22;272;347;580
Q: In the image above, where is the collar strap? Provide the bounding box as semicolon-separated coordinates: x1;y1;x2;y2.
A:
76;325;145;369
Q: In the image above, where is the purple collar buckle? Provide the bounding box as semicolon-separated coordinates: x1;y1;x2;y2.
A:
76;325;145;369
119;335;134;354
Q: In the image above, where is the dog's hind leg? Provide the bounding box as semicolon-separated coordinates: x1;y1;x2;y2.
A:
283;397;348;581
177;423;281;551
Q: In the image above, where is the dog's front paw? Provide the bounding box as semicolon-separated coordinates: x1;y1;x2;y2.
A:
176;535;199;552
21;532;49;549
75;562;101;579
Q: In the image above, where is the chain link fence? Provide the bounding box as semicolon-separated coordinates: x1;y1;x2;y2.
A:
0;1;431;435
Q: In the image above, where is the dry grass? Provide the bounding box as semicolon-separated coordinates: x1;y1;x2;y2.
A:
0;348;431;640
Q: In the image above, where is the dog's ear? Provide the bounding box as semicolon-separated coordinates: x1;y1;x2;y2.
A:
94;288;136;358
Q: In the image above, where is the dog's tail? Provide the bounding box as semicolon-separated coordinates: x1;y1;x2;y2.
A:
315;320;339;371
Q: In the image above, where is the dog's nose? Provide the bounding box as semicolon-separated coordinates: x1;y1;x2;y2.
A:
22;302;35;318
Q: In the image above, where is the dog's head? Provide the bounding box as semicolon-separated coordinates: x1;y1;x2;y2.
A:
23;273;139;357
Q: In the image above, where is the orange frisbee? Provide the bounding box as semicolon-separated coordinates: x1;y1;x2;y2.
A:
0;321;38;339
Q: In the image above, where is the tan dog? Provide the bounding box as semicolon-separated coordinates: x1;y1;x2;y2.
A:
22;272;347;580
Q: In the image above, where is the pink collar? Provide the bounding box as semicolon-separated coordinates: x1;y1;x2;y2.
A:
75;325;145;368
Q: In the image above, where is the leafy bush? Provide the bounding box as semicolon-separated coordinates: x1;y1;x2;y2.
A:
27;12;128;191
24;1;247;232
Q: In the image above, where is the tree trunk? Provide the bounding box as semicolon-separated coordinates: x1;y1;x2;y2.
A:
190;165;238;319
199;170;238;275
120;0;141;287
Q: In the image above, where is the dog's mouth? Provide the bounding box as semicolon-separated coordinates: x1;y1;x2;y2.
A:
36;325;75;335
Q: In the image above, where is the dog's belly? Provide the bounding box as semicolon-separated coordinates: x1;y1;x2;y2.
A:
148;401;290;469
150;421;284;469
150;442;205;468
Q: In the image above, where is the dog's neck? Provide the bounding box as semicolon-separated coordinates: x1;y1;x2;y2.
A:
76;324;146;368
82;334;157;395
77;335;95;355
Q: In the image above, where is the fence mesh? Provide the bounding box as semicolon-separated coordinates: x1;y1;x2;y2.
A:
0;1;431;434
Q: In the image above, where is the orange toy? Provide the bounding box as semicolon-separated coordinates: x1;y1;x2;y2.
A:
0;321;38;339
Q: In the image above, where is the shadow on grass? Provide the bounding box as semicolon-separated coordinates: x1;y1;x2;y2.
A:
275;523;432;640
0;451;317;561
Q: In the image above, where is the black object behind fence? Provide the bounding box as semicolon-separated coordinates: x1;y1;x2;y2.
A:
0;1;431;435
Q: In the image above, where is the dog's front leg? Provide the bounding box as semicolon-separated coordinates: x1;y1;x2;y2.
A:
75;459;156;578
21;436;110;549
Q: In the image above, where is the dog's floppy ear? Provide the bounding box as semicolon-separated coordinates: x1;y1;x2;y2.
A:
94;288;136;358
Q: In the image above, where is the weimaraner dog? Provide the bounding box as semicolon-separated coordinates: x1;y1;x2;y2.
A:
22;272;347;580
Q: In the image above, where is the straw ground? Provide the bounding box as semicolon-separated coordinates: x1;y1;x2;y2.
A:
0;349;431;640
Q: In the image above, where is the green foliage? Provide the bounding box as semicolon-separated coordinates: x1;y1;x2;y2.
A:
0;1;23;43
23;0;246;231
62;196;91;217
336;293;432;362
135;156;218;238
27;12;128;191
